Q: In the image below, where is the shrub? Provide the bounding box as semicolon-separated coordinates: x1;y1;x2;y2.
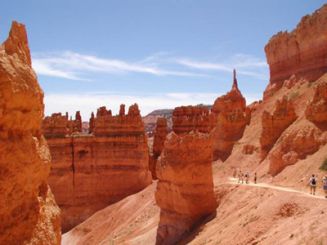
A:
320;158;327;171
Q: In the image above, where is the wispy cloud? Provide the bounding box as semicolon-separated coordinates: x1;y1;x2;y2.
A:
32;51;206;80
175;54;268;80
44;91;261;119
32;51;268;81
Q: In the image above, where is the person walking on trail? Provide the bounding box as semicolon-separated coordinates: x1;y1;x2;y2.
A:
238;170;244;184
323;175;327;198
254;172;257;184
245;172;250;184
309;174;317;195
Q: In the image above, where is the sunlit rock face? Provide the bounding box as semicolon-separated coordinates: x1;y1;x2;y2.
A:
260;96;298;160
149;117;168;179
305;82;327;128
172;105;216;135
155;132;217;245
0;21;61;245
211;70;251;161
264;4;327;98
45;104;152;232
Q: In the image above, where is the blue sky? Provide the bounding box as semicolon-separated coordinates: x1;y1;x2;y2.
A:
1;0;325;118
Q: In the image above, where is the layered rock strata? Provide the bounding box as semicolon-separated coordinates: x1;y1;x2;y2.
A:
43;111;82;138
264;4;327;97
46;104;152;232
211;70;251;161
0;21;61;244
155;132;217;244
305;81;327;128
149;118;168;179
268;124;326;176
172;105;215;135
260;96;297;159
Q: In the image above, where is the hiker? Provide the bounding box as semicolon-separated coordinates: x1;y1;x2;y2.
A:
232;168;237;178
323;175;327;198
309;174;317;195
254;172;257;184
238;170;244;184
245;172;250;184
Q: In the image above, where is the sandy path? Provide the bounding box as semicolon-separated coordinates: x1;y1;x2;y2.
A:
227;177;326;200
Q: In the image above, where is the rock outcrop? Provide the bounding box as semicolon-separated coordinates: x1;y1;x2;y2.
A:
172;105;215;135
149;118;168;179
264;4;327;98
46;104;152;232
260;96;297;160
305;82;327;129
211;70;251;161
43;111;82;138
0;21;61;244
268;124;326;176
155;132;217;244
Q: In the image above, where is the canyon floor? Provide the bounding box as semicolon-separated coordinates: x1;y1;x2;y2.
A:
62;160;327;245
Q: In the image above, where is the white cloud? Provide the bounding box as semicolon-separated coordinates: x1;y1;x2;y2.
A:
44;92;261;119
32;51;268;81
175;54;268;80
32;51;206;80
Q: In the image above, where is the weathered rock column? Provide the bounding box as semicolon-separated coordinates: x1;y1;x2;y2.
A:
155;132;217;244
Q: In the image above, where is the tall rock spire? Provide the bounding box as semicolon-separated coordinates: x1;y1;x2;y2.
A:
232;68;238;90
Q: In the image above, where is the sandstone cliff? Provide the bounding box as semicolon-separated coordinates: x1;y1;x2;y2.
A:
0;21;61;244
43;111;82;138
149;118;168;179
264;4;327;98
305;82;327;129
172;105;215;135
211;70;251;161
155;132;217;244
260;96;297;160
46;104;152;232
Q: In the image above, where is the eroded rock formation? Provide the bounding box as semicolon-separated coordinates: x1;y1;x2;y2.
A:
172;105;215;135
264;4;327;98
260;96;297;160
43;111;82;138
305;81;327;129
155;132;217;244
0;21;61;245
149;118;168;179
211;70;251;161
46;104;152;232
268;125;326;176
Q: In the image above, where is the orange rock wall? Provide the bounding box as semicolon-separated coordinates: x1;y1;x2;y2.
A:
211;71;251;161
150;118;168;179
155;132;217;244
260;96;297;159
43;111;82;138
172;106;215;135
264;5;327;90
0;21;61;245
305;82;327;128
47;104;152;232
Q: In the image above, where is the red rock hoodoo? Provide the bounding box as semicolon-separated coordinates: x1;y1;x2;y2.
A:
211;70;251;161
149;118;168;179
268;124;325;176
172;105;215;135
155;132;217;244
264;4;327;98
260;96;298;160
43;111;82;138
0;21;61;245
305;82;327;128
45;104;152;232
